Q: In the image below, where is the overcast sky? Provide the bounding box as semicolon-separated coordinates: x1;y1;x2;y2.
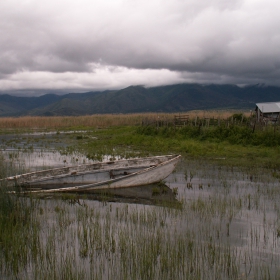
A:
1;0;280;95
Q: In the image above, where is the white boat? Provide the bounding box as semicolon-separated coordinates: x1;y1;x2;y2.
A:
2;155;181;193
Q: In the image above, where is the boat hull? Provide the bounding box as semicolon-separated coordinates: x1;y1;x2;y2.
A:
2;155;181;193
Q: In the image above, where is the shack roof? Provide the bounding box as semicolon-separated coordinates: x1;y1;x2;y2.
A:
256;102;280;113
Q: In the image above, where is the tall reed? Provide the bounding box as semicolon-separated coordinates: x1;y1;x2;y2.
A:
0;111;250;129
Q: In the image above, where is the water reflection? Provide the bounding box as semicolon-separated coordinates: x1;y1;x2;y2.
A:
31;184;180;207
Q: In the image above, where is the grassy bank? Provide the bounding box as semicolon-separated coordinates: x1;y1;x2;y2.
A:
0;113;279;169
71;125;280;169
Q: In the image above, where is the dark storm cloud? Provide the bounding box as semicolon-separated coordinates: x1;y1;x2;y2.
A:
0;0;280;94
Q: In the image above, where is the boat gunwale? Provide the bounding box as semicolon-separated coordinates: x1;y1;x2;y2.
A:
4;154;178;182
24;164;155;184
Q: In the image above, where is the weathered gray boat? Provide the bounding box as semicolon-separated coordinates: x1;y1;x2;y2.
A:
2;155;181;193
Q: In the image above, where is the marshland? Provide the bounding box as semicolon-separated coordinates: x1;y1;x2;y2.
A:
1;112;280;279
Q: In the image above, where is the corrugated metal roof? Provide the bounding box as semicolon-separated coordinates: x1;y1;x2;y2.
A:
256;102;280;113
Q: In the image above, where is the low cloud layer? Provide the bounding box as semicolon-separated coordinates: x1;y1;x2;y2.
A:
1;0;280;95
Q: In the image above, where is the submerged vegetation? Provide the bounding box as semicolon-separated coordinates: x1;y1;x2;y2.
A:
1;156;280;279
0;113;280;279
0;154;39;277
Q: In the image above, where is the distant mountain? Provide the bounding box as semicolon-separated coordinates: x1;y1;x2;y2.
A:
0;83;280;116
0;93;64;116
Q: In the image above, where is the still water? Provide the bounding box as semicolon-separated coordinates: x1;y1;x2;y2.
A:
1;131;280;279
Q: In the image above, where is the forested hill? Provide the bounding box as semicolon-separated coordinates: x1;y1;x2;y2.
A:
0;83;280;116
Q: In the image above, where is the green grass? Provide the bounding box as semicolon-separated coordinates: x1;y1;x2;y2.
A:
72;125;280;169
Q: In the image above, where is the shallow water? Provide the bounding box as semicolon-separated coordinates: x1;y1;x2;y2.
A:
1;131;280;279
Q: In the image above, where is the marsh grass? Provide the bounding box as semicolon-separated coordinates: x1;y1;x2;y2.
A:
1;155;280;279
0;154;40;277
3;112;278;167
1;120;280;279
0;111;250;130
68;125;280;168
0;114;152;130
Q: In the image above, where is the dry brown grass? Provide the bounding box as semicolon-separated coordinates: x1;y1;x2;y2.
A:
0;114;156;129
181;110;251;119
0;110;251;129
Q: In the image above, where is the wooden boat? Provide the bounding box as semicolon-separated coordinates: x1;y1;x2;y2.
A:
2;155;181;193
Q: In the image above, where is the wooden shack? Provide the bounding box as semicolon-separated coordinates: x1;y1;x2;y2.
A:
255;102;280;123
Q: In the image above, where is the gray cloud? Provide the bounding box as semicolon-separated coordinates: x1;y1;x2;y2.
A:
0;0;280;94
